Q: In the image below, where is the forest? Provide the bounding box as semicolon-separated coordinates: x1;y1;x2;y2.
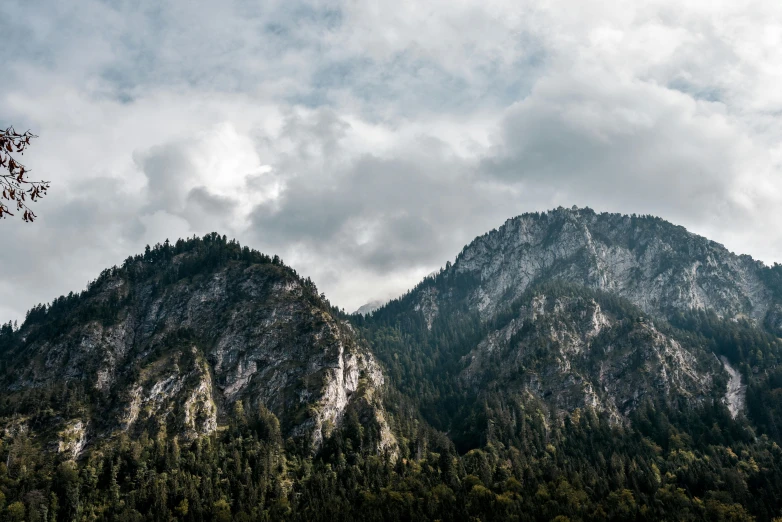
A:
1;235;782;521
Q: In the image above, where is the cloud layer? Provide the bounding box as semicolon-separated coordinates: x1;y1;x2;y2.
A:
1;0;782;319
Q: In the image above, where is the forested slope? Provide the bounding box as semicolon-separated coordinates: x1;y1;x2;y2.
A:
2;210;782;520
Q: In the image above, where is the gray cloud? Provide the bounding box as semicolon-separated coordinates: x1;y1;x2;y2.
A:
137;144;198;212
483;71;749;224
1;0;782;318
247;125;525;278
186;187;237;216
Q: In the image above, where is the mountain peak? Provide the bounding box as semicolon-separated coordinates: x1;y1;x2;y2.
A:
444;207;777;327
4;215;782;520
0;232;396;456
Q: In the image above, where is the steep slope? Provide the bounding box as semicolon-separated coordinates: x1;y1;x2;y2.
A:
4;220;782;521
460;285;722;424
433;206;781;329
363;281;735;449
0;234;395;457
362;207;782;449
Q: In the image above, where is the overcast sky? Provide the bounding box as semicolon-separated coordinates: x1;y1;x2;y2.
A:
2;0;782;320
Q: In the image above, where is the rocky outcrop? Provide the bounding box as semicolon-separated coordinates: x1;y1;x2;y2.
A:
452;207;775;323
461;290;720;422
57;420;87;460
413;287;440;330
720;356;746;418
0;240;395;454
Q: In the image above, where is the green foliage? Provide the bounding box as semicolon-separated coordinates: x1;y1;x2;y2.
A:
6;401;780;521
2;233;329;358
3;232;782;520
670;308;782;442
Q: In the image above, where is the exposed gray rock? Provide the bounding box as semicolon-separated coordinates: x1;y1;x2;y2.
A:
413;287;440;330
461;291;720;423
57;420;87;460
1;252;395;454
720;356;746;418
353;300;387;316
452;207;776;323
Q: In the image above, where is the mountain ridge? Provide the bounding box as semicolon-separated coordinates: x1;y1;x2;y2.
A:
372;206;781;331
3;210;782;521
0;233;397;457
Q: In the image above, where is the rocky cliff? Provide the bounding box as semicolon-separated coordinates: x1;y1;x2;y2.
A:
459;286;722;423
449;206;779;326
365;207;782;434
3;213;782;521
0;235;395;458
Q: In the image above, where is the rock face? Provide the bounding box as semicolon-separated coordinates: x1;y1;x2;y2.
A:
450;206;778;324
460;289;720;423
3;208;778;461
0;238;394;455
720;356;746;418
387;207;782;424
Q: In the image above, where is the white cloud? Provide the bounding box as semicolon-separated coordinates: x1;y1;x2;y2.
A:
1;0;782;319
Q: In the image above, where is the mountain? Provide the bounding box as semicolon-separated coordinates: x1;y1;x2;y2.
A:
3;212;782;521
0;233;396;458
363;207;782;438
419;206;781;327
458;284;723;423
352;299;386;316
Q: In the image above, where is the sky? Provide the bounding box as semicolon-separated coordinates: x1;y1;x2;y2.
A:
1;0;782;321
